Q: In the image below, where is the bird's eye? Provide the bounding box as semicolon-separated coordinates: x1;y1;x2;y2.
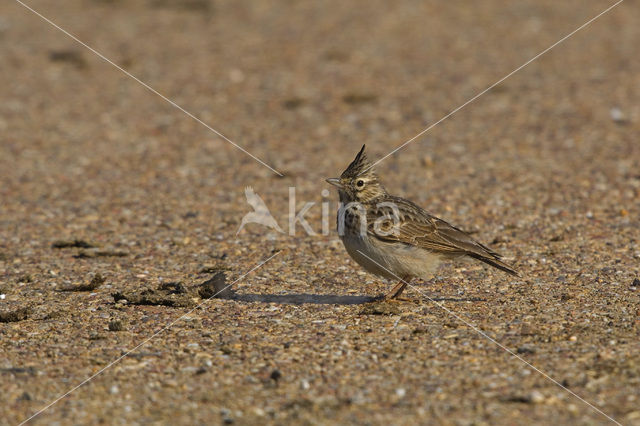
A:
356;179;365;188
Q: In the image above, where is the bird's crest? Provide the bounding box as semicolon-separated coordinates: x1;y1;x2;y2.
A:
341;145;376;179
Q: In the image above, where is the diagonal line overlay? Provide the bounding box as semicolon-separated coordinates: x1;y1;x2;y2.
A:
367;0;625;172
19;251;281;425
356;249;621;425
14;0;284;177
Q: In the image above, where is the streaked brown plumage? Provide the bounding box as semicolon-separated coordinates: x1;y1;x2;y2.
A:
326;145;518;299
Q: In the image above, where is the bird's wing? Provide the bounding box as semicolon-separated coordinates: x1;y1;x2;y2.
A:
366;197;518;275
366;200;470;255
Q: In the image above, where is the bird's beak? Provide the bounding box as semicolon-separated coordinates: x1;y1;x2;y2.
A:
325;177;343;188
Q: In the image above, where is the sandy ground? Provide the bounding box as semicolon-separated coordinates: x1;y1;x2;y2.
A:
1;0;639;424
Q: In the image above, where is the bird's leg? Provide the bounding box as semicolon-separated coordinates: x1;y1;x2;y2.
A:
384;280;409;301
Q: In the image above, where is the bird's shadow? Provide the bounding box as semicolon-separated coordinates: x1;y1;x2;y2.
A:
216;292;485;305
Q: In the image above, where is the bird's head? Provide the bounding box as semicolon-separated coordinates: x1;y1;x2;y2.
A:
326;145;386;203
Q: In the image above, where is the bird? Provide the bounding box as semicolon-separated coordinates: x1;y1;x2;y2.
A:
236;187;284;235
326;145;518;300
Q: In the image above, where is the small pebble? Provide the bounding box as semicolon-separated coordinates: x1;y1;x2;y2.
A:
108;319;125;332
270;369;282;382
529;390;545;404
517;344;537;354
609;107;627;123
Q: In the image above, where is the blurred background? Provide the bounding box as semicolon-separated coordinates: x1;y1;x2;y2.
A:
1;0;638;424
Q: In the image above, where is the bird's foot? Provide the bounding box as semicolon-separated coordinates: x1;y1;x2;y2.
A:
384;281;408;299
383;296;413;303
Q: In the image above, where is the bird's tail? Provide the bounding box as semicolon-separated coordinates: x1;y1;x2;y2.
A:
468;253;519;277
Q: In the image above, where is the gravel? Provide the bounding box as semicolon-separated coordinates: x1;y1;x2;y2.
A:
1;0;639;424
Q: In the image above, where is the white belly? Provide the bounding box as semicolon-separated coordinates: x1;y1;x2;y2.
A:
340;232;442;282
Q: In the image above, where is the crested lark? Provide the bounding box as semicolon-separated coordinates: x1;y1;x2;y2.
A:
326;145;518;299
